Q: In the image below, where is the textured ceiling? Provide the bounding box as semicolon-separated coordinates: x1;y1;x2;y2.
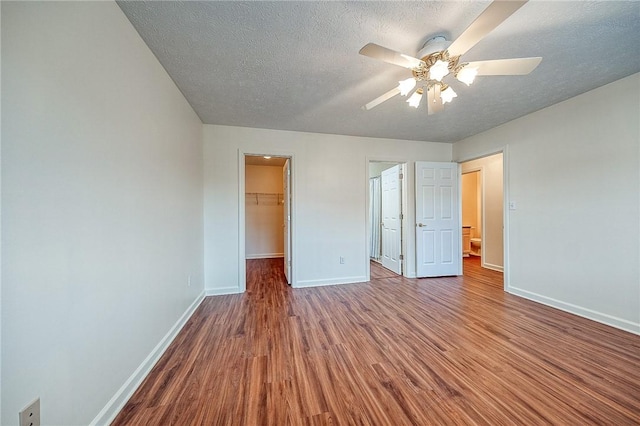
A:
117;1;640;143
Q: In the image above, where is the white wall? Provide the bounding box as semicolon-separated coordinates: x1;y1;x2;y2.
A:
204;125;451;292
462;153;504;270
245;165;284;259
453;73;640;334
2;2;204;425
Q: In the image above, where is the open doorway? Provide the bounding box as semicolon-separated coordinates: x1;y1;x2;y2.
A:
369;161;406;277
460;153;504;274
462;170;482;258
244;155;292;286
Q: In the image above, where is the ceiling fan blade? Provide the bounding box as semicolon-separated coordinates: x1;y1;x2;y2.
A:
467;57;542;75
362;87;401;111
427;85;443;115
447;1;528;57
359;43;424;69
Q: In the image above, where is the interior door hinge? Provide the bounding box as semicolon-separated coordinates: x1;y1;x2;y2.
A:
400;213;404;220
399;254;404;260
399;173;403;179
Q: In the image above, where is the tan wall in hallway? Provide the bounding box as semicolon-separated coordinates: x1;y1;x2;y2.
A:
462;171;480;237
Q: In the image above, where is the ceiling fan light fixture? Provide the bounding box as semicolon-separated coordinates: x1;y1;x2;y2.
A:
398;78;417;96
406;90;423;108
429;59;450;81
456;66;478;86
359;0;541;115
441;86;457;104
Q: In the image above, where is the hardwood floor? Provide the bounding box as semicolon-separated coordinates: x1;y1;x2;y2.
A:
113;258;640;425
369;260;399;280
462;255;503;288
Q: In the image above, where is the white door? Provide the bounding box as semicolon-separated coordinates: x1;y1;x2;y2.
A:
415;162;460;277
381;165;402;274
283;159;292;284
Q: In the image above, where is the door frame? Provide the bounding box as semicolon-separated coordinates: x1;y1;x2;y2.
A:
283;159;292;284
239;150;296;291
461;166;483;259
366;158;410;280
457;147;509;291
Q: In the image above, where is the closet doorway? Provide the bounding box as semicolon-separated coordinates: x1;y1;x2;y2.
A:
244;155;292;285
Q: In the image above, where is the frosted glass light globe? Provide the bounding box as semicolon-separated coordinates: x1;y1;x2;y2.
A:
398;78;417;96
429;60;450;81
457;67;478;86
406;91;423;108
441;86;458;104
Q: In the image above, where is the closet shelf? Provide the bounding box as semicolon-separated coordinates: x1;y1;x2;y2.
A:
246;192;284;205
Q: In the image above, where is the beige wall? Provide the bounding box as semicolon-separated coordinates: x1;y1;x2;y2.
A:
2;2;204;424
245;165;285;259
461;153;504;271
461;171;479;235
203;125;452;292
454;73;639;334
246;164;284;193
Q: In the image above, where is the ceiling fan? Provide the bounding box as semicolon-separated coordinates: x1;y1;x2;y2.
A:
359;0;542;115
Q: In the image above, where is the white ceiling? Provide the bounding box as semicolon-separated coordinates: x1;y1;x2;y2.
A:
117;1;640;143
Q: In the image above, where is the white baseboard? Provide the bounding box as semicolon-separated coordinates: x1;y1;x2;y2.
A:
482;262;504;272
507;286;640;336
206;286;243;296
245;253;284;259
295;275;368;288
90;291;205;426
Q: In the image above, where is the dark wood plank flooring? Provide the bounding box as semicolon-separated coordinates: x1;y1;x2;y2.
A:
113;257;640;425
369;260;399;280
462;255;504;288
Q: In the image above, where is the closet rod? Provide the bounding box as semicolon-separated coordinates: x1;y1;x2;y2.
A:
245;192;284;205
245;192;283;196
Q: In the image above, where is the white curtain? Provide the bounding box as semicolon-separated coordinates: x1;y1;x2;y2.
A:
369;177;382;260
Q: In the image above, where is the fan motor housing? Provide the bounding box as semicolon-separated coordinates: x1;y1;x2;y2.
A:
417;36;451;60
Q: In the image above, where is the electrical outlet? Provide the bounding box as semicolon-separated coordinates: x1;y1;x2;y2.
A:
188;275;192;287
19;398;40;426
339;256;345;264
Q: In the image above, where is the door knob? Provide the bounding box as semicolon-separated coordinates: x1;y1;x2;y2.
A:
417;223;426;227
